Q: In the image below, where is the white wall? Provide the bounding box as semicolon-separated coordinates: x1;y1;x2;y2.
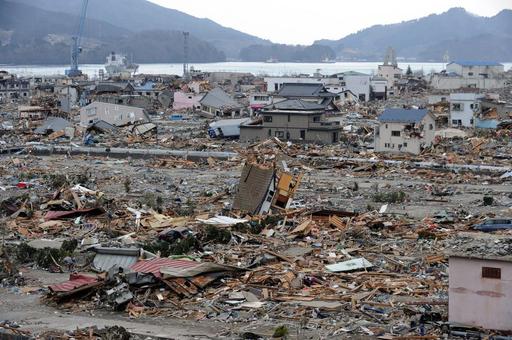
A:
430;75;507;90
446;63;505;77
449;257;512;331
449;93;483;127
374;114;436;155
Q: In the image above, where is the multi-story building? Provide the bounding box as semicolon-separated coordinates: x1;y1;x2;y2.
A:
374;108;436;154
240;99;342;144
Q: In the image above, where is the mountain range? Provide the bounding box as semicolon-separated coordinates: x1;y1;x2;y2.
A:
0;1;511;65
316;7;512;62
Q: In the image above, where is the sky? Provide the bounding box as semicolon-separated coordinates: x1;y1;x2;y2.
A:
148;0;512;45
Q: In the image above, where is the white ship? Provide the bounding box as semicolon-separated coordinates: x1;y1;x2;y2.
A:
104;52;139;76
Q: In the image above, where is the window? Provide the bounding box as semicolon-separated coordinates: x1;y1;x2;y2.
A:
385;124;388;129
300;130;305;139
268;129;271;136
274;84;278;91
403;142;408;147
468;72;474;76
313;116;321;122
470;104;474;109
391;131;401;137
482;267;501;279
263;116;272;122
452;103;463;111
275;131;284;138
287;114;290;122
429;124;433;130
394;74;401;79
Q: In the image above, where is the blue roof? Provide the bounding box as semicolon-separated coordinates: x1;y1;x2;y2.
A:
378;108;429;123
134;81;157;91
450;61;503;67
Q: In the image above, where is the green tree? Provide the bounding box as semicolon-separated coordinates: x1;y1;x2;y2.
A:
406;65;413;76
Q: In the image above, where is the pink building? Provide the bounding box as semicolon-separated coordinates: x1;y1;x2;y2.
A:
172;91;204;111
449;255;512;331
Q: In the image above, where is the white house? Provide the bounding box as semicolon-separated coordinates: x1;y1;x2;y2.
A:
430;61;507;90
374;108;436;155
449;92;484;127
449;254;512;331
79;101;149;127
446;61;505;78
330;71;371;102
264;73;371;102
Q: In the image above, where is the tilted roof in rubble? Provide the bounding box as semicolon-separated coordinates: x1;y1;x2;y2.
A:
378;108;429;124
199;87;242;109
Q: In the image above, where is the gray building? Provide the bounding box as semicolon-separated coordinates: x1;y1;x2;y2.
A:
79;101;150;127
374;108;436;155
240;99;342;144
273;83;340;112
0;71;30;103
199;87;243;118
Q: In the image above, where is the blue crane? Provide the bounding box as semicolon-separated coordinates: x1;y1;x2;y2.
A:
65;0;89;77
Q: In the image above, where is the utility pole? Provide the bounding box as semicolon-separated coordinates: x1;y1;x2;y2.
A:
183;31;190;81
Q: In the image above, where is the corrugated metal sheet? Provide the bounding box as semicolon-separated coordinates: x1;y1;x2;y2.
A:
92;247;140;272
130;258;199;278
48;273;99;293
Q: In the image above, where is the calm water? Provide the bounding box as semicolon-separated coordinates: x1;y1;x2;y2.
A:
1;62;511;78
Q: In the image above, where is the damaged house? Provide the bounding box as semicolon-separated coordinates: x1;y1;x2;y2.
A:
79;101;150;127
199;87;243;118
374;108;436;155
240;99;342;144
233;162;302;215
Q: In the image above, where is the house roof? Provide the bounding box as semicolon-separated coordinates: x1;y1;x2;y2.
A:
277;83;335;98
233;163;275;214
332;71;370;77
378;108;429;123
264;99;325;111
199;87;242;109
34;117;71;134
94;82;133;93
449;61;503;67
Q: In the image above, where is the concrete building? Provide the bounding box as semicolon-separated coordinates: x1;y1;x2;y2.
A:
376;47;402;96
199;87;243;118
240;99;342;144
446;61;505;78
377;65;402;96
79;101;149;127
449;255;512;331
449;92;484;127
430;61;507;90
0;71;30;103
18;105;50;120
374;108;436;154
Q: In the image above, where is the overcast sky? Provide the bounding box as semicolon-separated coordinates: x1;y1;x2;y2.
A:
148;0;511;44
